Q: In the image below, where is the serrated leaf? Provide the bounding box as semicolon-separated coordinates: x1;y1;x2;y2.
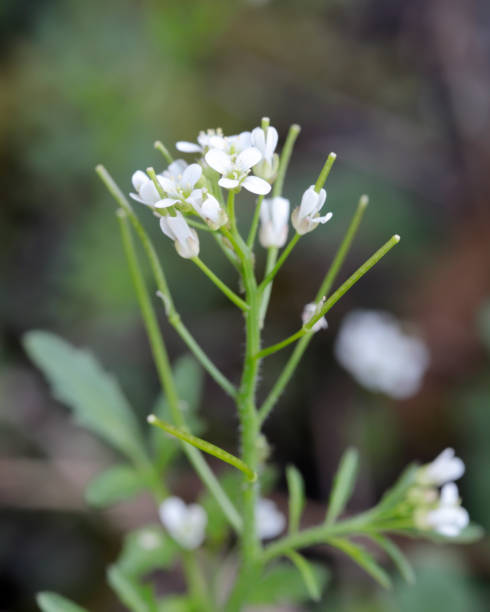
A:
37;592;88;612
327;537;392;589
374;463;419;515
286;550;324;601
107;565;157;612
325;447;359;524
247;562;329;605
150;355;204;468
85;464;146;507
116;525;177;577
24;331;145;463
286;465;305;534
367;534;415;584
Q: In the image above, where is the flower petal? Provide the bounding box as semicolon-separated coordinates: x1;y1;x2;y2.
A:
154;198;179;208
182;163;202;190
205;149;231;174
132;170;147;191
176;141;202;153
236;147;262;171
219;177;240;190
242;175;271;195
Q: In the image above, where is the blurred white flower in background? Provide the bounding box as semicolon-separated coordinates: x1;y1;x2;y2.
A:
159;497;207;550
418;447;465;486
256;498;286;540
334;309;429;399
291;186;332;235
259;196;290;248
302;302;328;332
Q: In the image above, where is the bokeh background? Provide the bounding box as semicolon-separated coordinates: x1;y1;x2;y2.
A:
1;0;490;610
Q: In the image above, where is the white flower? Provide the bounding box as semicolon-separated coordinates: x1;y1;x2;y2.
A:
291;186;332;235
176;129;227;154
417;483;469;537
251;125;279;181
158;161;204;209
334;309;430;399
302;302;328;332
256;498;286;540
130;170;170;208
418;448;465;486
158;496;207;550
251;125;278;165
160;212;199;259
259;197;290;247
205;147;271;195
189;191;228;230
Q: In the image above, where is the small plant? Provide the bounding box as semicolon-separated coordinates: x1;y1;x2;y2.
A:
25;119;481;611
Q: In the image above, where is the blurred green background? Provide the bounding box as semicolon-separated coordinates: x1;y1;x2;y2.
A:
1;0;490;609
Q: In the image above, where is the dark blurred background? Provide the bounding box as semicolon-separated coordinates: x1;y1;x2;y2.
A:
1;0;490;610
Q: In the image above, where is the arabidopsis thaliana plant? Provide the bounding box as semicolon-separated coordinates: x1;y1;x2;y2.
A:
205;147;271;195
251;125;279;181
334;310;430;399
159;497;207;550
259;197;290;248
256;498;286;540
291;186;332;235
416;483;469;537
302;302;328;332
176;129;226;154
160;212;199;259
418;448;465;486
130;170;170;208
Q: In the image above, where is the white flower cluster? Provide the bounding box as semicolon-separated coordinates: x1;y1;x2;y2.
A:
412;448;469;537
334;309;430;399
158;496;284;549
128;119;333;259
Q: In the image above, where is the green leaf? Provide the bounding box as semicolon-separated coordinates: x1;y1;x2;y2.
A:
247;562;329;605
374;463;419;515
116;525;177;577
157;596;192;612
286;550;324;601
107;565;158;612
24;331;145;463
325;447;359;524
367;534;415;584
37;592;88;612
150;354;204;468
85;464;146;507
327;537;392;589
286;465;305;534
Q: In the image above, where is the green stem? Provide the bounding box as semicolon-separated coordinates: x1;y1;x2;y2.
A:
192;257;249;311
186;217;213;232
246;195;264;249
256;234;400;360
314;153;337;193
258;246;278;329
96;165;237;399
258;234;300;292
273;124;301;198
154;140;174;164
148;415;257;481
258;195;369;423
183;551;214;612
116;207;242;534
